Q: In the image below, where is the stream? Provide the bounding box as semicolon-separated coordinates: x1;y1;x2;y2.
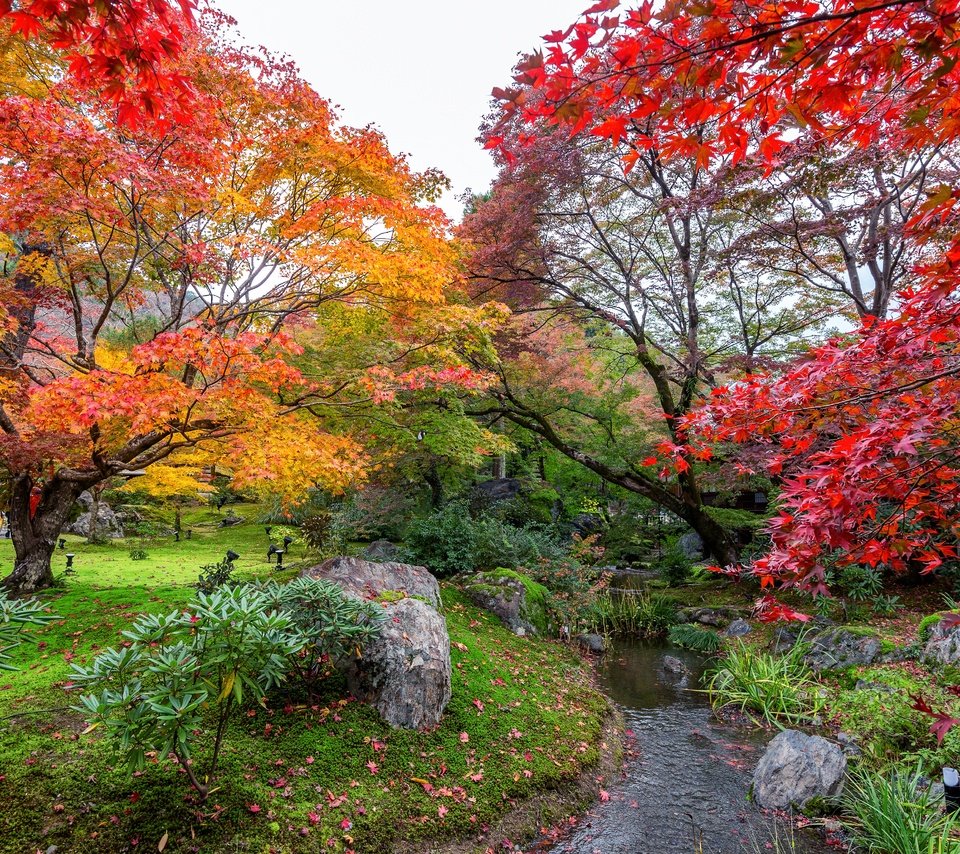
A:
542;640;834;854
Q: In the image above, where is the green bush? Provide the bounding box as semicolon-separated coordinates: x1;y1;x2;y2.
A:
842;765;960;853
668;623;722;653
706;641;825;726
401;503;568;577
0;592;58;671
402;502;478;576
257;576;383;691
658;541;694;586
195;558;237;593
71;586;306;798
71;580;382;798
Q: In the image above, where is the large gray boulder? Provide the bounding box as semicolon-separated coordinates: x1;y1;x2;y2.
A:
753;730;846;810
804;627;882;671
677;530;705;561
302;556;440;608
302;556;450;729
343;597;451;730
66;492;123;538
461;570;549;636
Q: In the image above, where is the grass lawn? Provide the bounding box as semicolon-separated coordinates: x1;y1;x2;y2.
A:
0;505;611;853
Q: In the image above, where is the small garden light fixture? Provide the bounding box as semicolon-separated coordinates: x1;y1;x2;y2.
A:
58;538;66;550
65;553;76;574
267;543;280;563
225;549;240;564
275;549;284;568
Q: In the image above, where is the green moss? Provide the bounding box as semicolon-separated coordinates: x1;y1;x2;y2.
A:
0;533;608;854
918;611;958;643
487;568;551;633
376;589;407;603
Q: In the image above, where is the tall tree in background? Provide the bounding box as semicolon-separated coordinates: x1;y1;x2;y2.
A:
463;107;833;564
0;14;492;595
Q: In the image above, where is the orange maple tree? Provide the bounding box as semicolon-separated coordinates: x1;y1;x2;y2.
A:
0;13;491;595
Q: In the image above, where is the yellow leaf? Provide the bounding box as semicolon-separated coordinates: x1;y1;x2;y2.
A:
219;671;235;702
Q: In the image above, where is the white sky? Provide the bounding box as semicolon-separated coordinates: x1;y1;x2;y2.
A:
215;0;589;221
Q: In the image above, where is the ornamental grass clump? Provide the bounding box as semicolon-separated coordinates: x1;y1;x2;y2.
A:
71;580;382;798
705;640;824;726
842;765;960;854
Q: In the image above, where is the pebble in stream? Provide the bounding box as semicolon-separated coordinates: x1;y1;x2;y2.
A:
543;641;834;854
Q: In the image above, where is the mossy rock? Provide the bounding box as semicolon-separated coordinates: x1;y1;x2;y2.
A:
462;569;551;636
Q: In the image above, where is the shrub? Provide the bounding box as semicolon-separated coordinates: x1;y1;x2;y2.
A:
71;586;307;798
257;576;383;691
658;542;694;586
401;503;568;577
402;502;477;576
706;641;825;726
71;580;382;798
128;548;148;561
668;623;723;654
0;592;57;671
195;558;237;593
842;765;960;854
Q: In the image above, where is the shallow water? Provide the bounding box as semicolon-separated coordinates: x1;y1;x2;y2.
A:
543;640;833;854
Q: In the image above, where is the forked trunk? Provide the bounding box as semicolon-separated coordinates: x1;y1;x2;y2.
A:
3;475;82;597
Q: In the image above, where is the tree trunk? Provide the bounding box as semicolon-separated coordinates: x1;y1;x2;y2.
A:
682;502;739;568
425;461;443;509
3;475;82;597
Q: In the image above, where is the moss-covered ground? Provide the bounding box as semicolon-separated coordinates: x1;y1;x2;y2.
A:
0;506;610;853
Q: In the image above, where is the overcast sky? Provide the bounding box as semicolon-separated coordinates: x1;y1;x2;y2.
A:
215;0;589;220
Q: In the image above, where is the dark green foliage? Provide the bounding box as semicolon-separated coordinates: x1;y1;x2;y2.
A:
301;510;334;550
195;558;237;593
838;565;884;602
658;542;694;586
668;623;722;653
128;548;148;561
401;502;567;577
402;501;478;576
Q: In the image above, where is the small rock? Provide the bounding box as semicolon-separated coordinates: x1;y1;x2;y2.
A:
924;619;960;665
770;626;798;654
462;570;549;635
575;633;606;654
662;655;688;675
753;729;846;810
724;618;752;638
804;627;883;671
